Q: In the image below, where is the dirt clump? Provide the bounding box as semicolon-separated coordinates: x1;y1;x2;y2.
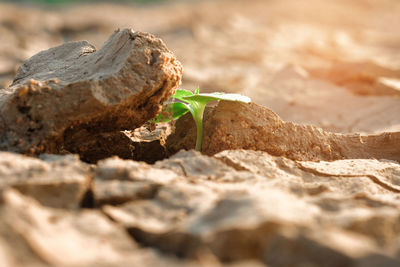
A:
167;101;400;162
0;28;182;158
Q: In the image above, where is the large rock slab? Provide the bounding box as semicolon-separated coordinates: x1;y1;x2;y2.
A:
0;28;182;156
101;150;400;266
0;189;206;267
167;101;400;162
0;189;141;266
0;149;398;266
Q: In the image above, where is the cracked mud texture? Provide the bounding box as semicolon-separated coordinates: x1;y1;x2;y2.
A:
102;150;400;266
0;148;400;266
0;28;182;157
0;189;203;267
0;152;90;209
167;101;400;162
1;0;400;266
0;149;395;266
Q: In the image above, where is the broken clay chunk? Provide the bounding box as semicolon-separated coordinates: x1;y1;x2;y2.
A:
0;28;182;156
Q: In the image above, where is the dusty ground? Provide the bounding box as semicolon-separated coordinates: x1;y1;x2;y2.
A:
1;0;400;266
1;0;400;133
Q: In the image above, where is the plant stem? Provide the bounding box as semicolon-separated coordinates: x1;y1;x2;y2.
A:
193;104;206;151
195;118;203;151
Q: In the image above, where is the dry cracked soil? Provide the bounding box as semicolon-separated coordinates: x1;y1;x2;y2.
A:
0;0;400;266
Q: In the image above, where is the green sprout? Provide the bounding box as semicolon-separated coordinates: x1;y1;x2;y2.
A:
152;88;251;151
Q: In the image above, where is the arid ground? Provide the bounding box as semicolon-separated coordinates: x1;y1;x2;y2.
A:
0;0;400;266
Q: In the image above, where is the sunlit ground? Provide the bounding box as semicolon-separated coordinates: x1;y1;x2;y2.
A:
1;0;400;133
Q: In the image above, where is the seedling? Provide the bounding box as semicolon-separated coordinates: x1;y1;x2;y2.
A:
152;88;251;151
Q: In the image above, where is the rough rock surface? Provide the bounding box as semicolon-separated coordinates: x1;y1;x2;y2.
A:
0;189;208;267
93;156;178;206
0;152;90;209
167;101;400;162
0;28;182;156
100;150;400;266
0;148;399;266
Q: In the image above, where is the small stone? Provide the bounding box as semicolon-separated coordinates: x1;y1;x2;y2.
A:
0;152;90;209
95;156;178;184
93;180;161;206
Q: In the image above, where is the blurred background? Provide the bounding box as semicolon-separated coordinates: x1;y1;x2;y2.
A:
1;0;172;4
1;0;399;133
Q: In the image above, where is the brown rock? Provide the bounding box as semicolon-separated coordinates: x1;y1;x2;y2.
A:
126;122;172;163
0;28;182;158
103;181;220;259
93;180;160;206
103;151;314;259
176;187;318;260
298;159;400;192
262;227;399;267
0;148;395;266
103;181;217;235
155;150;238;180
100;149;400;266
215;150;400;197
214;149;289;178
216;150;400;254
0;188;212;267
95;156;179;183
0;189;139;266
2;1;400;266
0;152;90;209
93;156;179;206
167;101;400;162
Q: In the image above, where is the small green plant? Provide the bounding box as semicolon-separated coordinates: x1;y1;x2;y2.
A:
152;88;251;151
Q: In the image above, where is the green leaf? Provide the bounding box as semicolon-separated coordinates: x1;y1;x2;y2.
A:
149;88;252;152
153;102;190;123
182;92;251;104
170;102;190;120
171;89;194;101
